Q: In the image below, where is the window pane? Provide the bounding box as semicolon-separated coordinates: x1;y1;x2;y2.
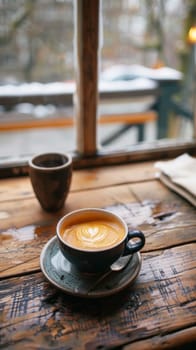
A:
98;0;195;151
0;0;195;165
0;0;75;158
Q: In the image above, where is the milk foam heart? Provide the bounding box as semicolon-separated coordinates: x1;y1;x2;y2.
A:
61;219;124;250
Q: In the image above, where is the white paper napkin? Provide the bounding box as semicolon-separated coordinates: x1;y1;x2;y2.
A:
155;153;196;207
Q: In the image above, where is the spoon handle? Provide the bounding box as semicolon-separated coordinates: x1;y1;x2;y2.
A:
87;255;133;294
87;270;112;294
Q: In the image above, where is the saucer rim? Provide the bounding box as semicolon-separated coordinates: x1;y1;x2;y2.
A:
40;236;142;298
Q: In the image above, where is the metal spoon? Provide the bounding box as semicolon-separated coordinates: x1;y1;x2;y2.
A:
87;254;132;293
110;254;133;271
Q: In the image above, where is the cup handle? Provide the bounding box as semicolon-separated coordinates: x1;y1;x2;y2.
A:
124;230;145;255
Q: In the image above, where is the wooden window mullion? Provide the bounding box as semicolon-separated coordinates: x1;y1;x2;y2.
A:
74;0;100;155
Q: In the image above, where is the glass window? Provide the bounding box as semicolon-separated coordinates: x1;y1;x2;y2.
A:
98;0;195;151
0;0;75;158
0;0;195;174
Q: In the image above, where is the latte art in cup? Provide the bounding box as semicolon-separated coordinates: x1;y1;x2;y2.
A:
57;208;145;273
62;219;125;250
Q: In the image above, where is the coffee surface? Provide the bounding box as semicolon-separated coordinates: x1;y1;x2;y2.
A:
61;219;124;250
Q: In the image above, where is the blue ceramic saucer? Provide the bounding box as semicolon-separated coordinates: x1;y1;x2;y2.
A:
40;236;142;298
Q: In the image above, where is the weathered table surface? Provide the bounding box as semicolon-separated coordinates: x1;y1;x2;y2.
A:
0;160;195;350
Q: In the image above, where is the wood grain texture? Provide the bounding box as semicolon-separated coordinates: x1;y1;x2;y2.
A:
0;161;156;202
0;160;195;349
75;0;99;155
0;244;195;350
0;180;195;279
124;327;196;350
1;143;196;179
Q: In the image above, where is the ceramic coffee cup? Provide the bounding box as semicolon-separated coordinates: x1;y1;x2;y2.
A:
56;208;145;273
29;152;72;212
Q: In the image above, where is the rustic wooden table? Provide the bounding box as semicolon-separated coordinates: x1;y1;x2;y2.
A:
0;160;195;350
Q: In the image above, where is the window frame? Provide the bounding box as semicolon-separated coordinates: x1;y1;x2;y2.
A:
0;0;195;178
74;0;196;165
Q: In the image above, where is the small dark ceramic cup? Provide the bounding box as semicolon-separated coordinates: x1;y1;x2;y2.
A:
29;152;72;212
56;208;145;273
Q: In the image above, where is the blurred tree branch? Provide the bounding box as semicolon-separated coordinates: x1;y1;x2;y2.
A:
0;0;36;45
